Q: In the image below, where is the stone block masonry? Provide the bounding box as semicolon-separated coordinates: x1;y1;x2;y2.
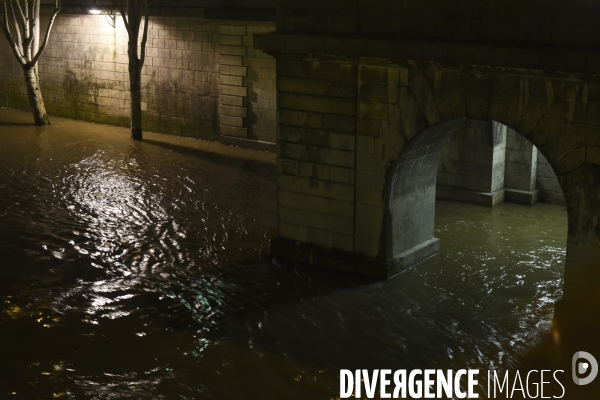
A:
218;22;277;150
255;0;600;331
0;13;277;149
273;56;358;270
536;152;565;206
0;14;219;140
256;46;593;284
436;120;506;206
435;121;565;207
504;127;539;205
219;23;249;140
505;128;537;192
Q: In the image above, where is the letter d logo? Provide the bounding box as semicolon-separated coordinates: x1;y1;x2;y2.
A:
572;351;598;385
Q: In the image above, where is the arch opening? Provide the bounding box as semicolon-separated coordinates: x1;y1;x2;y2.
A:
384;118;567;273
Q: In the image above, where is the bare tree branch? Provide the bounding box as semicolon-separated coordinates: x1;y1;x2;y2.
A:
7;1;24;58
24;0;30;42
1;0;59;125
32;0;39;55
114;0;130;36
138;0;148;70
136;0;143;30
30;0;61;66
1;1;26;64
113;0;149;140
24;3;35;58
13;0;27;40
8;2;21;43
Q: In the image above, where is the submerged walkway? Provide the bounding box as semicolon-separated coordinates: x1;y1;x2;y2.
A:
0;108;276;166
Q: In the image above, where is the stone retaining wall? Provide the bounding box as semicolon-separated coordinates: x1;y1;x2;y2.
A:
0;13;276;147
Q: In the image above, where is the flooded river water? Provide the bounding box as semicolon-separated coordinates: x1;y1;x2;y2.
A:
0;109;568;399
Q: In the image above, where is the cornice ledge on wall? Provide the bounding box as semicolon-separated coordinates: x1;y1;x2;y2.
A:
44;5;275;22
254;32;600;76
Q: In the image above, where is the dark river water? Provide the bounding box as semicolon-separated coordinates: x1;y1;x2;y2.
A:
0;109;569;399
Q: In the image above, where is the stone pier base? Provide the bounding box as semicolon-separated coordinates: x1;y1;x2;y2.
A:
270;236;441;279
504;188;539;205
436;185;505;206
385;237;440;277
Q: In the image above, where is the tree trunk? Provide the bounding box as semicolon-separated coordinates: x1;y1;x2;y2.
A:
115;0;148;141
129;59;143;140
23;66;50;126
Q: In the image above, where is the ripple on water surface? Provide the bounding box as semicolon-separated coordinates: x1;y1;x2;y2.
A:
0;109;567;399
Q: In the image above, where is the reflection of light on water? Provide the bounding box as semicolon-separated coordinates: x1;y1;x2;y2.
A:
85;281;137;318
0;114;572;399
60;152;171;320
67;152;169;258
0;117;281;398
65;152;176;273
57;151;229;334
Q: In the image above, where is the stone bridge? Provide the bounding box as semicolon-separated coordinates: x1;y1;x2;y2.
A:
254;0;600;323
1;0;598;332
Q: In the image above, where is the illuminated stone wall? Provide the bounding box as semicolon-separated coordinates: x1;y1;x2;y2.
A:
0;13;276;147
218;22;277;150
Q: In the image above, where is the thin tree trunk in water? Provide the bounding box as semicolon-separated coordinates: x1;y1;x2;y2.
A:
129;61;142;140
2;0;61;126
115;0;148;141
23;66;50;126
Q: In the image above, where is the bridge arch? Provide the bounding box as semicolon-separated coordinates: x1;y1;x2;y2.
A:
384;118;465;266
383;118;565;270
374;66;599;311
269;56;600;316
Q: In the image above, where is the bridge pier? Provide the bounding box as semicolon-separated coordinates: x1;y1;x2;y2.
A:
504;128;540;205
257;31;600;327
435;121;567;207
436;120;507;206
